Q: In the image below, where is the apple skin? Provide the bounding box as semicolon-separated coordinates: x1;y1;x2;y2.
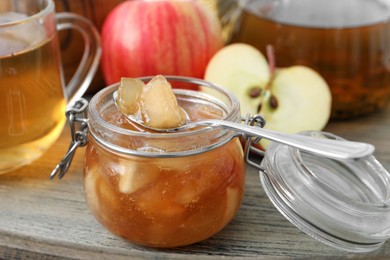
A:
101;0;223;89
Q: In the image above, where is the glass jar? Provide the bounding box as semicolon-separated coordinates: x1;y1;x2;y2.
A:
83;76;246;248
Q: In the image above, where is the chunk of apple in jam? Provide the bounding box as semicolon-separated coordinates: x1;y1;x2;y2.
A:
84;164;120;223
224;187;241;221
116;75;187;129
118;161;160;194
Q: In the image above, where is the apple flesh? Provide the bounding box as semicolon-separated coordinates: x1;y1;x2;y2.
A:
101;0;223;88
141;76;187;129
116;77;144;116
204;43;332;148
258;66;331;147
204;43;270;116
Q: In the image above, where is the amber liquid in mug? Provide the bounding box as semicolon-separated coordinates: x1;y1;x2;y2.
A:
84;97;246;248
233;0;390;119
0;12;66;173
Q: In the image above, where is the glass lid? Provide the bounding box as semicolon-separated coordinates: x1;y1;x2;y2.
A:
259;131;390;253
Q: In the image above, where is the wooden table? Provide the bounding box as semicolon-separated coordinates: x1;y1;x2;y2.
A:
1;106;390;259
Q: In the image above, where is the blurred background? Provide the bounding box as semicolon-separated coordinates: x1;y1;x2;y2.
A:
54;0;240;93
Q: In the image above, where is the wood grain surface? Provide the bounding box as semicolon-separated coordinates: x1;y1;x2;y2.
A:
1;106;390;259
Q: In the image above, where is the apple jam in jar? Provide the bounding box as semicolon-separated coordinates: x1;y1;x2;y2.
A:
83;77;245;248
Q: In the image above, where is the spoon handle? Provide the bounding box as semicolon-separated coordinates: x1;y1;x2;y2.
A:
204;120;375;160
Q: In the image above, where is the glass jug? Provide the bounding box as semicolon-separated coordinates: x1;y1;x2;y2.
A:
233;0;390;119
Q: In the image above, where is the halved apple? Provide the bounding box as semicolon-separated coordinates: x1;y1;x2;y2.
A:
204;43;332;149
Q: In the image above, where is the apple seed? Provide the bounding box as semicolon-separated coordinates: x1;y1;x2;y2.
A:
248;87;262;98
257;103;262;112
270;95;278;109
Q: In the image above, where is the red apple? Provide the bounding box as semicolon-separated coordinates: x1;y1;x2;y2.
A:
101;0;223;89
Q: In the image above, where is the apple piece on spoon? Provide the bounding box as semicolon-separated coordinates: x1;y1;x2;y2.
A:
116;75;188;130
141;75;187;129
116;77;144;117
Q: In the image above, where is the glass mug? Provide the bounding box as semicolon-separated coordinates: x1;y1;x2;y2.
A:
53;0;125;93
232;0;390;119
0;0;101;174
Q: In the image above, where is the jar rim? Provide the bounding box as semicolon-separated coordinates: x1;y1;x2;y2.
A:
88;76;241;138
87;76;242;157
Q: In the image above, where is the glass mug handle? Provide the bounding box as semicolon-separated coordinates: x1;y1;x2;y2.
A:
56;12;101;106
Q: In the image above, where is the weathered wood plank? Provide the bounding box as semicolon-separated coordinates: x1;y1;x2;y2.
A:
0;106;389;259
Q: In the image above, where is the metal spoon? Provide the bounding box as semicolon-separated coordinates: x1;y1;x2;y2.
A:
113;90;375;160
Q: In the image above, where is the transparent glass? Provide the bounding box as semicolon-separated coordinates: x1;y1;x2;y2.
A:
260;131;390;252
233;0;390;119
84;77;246;248
0;0;101;174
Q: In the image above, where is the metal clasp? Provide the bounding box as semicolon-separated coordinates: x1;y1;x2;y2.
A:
50;98;89;179
242;114;267;173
